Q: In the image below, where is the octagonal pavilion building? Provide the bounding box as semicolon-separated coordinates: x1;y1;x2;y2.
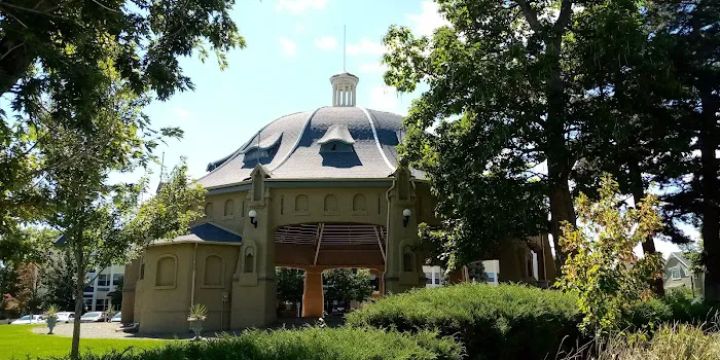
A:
122;73;556;334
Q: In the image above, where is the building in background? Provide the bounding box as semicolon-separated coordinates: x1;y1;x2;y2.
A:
83;264;124;312
664;252;704;297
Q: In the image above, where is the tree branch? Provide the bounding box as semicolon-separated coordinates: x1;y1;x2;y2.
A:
516;0;542;32
554;0;573;32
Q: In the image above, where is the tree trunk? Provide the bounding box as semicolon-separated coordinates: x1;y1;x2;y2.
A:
70;245;85;359
699;88;720;302
628;160;665;296
545;35;576;273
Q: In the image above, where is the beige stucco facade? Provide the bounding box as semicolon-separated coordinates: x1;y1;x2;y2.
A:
120;73;557;334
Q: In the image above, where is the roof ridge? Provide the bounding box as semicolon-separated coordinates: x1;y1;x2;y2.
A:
359;107;396;173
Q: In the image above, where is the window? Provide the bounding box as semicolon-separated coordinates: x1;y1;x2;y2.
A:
139;263;145;280
97;274;110;288
295;194;309;214
95;299;106;311
324;194;338;214
402;247;415;272
155;256;177;288
425;273;432;284
204;255;223;286
671;266;682;280
112;274;123;286
353;194;366;214
204;203;214;218
243;248;255;273
224;199;235;217
485;272;497;283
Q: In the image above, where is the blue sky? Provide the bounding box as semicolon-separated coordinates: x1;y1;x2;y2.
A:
140;0;443;181
125;0;686;257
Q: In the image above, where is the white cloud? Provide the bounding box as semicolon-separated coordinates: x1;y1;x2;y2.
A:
359;61;387;74
368;85;401;113
314;36;338;51
278;37;298;58
275;0;327;14
407;0;450;37
347;38;386;56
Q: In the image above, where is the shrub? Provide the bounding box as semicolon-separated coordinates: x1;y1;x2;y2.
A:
57;327;462;360
662;288;719;324
346;283;582;360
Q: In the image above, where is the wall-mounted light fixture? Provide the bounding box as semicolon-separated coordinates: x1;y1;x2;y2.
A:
248;209;258;228
402;208;412;227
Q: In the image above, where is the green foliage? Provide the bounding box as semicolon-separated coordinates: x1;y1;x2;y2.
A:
55;328;462;360
323;269;374;307
188;303;208;322
346;283;581;360
557;175;664;335
276;268;304;304
0;0;243;260
43;251;77;311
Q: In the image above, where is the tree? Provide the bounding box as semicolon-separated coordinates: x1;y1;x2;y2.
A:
0;0;244;256
276;268;304;305
556;175;663;335
383;0;606;271
323;269;374;311
644;1;720;303
43;251;77;311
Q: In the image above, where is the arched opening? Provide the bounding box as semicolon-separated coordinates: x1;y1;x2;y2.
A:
323;194;338;214
155;256;177;288
402;246;415;273
294;194;309;214
223;199;235;217
243;248;255;274
352;194;366;214
204;203;214;218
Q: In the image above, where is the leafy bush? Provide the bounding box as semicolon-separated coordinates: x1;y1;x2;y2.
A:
57;327;462;360
346;283;581;360
662;288;718;324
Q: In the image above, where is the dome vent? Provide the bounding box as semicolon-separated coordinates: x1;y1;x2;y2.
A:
242;132;283;167
317;124;355;145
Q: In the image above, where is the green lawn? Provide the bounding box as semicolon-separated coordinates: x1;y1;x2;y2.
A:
0;325;170;360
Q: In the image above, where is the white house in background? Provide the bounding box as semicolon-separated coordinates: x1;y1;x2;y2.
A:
83;264;124;312
423;260;502;289
664;252;704;297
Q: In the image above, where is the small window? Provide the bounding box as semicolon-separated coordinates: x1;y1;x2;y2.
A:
204;203;214;218
402;247;415;272
295;194;309;214
320;142;354;153
224;199;235;217
671;266;682;280
243;248;255;273
324;194;338;214
155;256;177;288
353;194;367;214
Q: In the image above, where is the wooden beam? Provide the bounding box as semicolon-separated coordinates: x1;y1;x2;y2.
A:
314;223;324;265
374;226;386;263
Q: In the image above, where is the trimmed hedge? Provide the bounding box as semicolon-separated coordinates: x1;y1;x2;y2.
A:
346;283;582;360
57;327;463;360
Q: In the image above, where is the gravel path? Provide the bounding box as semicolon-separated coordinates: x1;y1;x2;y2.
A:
31;322;184;340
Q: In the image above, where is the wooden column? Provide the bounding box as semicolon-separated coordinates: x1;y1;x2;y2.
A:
302;267;324;317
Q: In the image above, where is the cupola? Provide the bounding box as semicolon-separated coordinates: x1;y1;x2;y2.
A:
330;72;359;107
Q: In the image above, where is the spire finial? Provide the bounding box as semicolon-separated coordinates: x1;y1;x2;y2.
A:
343;25;347;72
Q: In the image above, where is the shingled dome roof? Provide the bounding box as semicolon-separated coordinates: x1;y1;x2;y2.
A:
198;73;423;189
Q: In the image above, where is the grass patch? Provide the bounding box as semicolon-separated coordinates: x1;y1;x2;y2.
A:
0;325;168;360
